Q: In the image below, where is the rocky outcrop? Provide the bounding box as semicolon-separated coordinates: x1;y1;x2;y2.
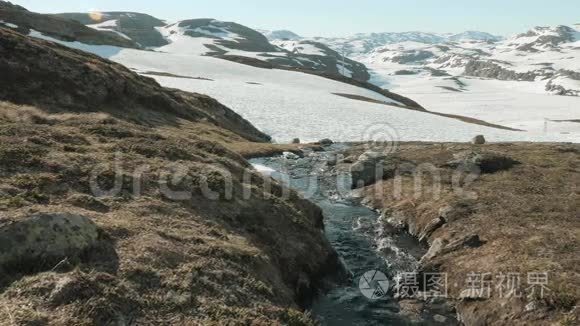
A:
179;19;278;52
0;28;270;142
464;60;538;81
0;213;99;271
545;69;580;96
272;40;371;81
421;234;483;263
390;50;434;64
0;3;139;48
350;151;399;188
56;12;169;47
514;25;579;49
472;135;486;144
444;150;519;173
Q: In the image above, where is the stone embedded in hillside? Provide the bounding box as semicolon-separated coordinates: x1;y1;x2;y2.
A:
326;154;338;167
418;216;446;243
0;213;99;271
421;234;483;263
318;138;334;146
350;151;398;189
472;135;486;145
283;151;300;160
445;151;518;174
439;201;475;223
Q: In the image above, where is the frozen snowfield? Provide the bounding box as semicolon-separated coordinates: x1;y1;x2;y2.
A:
375;71;580;140
30;32;579;144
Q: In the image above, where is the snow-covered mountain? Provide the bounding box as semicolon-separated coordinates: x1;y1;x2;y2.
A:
352;25;580;96
48;14;372;81
265;30;502;56
328;25;578;136
56;12;168;47
0;1;577;142
262;29;302;41
446;31;502;42
261;25;579;97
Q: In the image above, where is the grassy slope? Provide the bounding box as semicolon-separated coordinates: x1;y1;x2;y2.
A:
0;3;140;48
344;142;579;325
0;28;340;325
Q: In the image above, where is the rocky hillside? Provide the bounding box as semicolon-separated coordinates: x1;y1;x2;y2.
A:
344;25;580;96
342;142;580;325
50;12;372;82
0;27;342;325
271;39;371;81
55;12;169;47
0;1;139;48
157;18;372;81
279;31;503;57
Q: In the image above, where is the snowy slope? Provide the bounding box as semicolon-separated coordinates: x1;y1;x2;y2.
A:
354;25;580;95
28;31;579;143
314;25;580;139
385;75;580;136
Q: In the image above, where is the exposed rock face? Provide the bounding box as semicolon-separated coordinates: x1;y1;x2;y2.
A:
0;28;270;142
390;50;434;64
421;234;483;263
350;152;398;188
56;12;169;47
0;3;139;48
272;40;371;81
514;25;579;49
179;18;278;52
464;60;538;81
0;213;99;270
545;69;580;96
318;138;334;146
445;151;519;174
472;135;486;144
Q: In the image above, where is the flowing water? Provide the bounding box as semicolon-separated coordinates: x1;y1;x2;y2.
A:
250;147;440;325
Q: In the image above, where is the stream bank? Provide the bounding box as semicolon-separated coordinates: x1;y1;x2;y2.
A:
251;145;458;325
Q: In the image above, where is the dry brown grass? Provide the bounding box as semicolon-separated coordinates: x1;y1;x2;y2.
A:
347;142;579;325
0;102;335;325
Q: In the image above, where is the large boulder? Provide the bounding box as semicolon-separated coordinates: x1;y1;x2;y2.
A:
350;151;398;188
421;234;483;263
0;213;99;271
445;151;518;174
472;135;486;145
318;138;334;146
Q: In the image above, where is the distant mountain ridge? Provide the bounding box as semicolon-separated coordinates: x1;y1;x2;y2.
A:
262;29;503;55
55;12;168;47
0;2;139;48
2;1;577;96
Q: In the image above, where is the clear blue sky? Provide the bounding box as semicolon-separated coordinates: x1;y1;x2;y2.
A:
11;0;579;37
